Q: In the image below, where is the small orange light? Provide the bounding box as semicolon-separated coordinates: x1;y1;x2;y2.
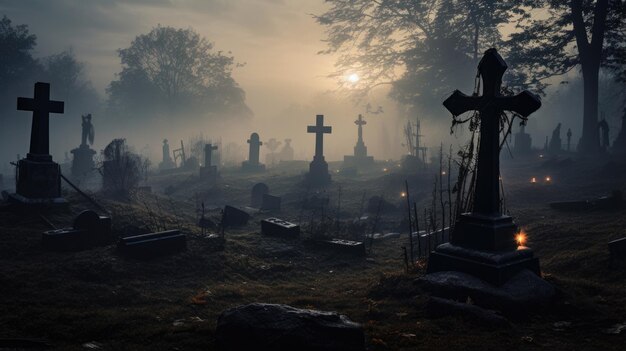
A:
442;171;446;175
531;177;537;183
539;154;544;158
400;192;406;197
516;231;527;247
383;168;388;172
545;176;551;182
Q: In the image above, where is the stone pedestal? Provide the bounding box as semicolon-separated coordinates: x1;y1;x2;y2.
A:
428;214;540;286
241;161;265;172
199;165;218;182
10;154;65;204
70;144;96;178
306;156;331;186
513;132;532;155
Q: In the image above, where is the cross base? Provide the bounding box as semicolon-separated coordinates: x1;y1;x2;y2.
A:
427;243;540;286
306;156;331;186
451;213;519;252
14;157;64;201
199;165;219;182
241;161;265;172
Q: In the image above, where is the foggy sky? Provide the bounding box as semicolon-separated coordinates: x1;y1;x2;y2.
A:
0;1;621;169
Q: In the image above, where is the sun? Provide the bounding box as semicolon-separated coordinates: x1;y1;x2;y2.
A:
347;73;360;83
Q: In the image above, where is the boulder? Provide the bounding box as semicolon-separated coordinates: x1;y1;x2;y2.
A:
216;303;365;351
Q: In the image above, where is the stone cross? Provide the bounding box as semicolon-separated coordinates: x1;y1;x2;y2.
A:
307;115;332;159
355;114;366;143
205;143;218;167
17;82;64;158
247;133;262;165
443;48;541;216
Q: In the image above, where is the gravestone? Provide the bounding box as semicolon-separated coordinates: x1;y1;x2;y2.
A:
10;82;66;204
279;138;294;161
427;48;543;286
598;119;610;153
199;143;218;180
513;123;532;155
251;183;269;208
223;205;251;227
159;139;176;170
261;193;281;211
548;123;562;153
70;114;97;179
118;229;187;258
261;218;299;237
306;115;332;186
566;128;572;152
344;114;374;167
242;133;265;172
264;138;281;166
42;210;111;251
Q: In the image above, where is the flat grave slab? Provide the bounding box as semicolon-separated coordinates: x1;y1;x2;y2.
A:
117;229;186;258
261;218;300;237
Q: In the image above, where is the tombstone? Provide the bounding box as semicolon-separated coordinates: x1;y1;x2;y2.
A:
9;82;66;204
199;143;219;181
261;218;300;237
117;229;187;258
261;194;281;211
159;139;176;170
306;115;332;186
264;138;281;166
566;128;572;152
316;239;365;256
548;123;562;153
42;210;112;251
427;48;543;286
513;123;532;155
279;138;294;162
344;114;375;168
598;119;610;153
613;109;626;154
251;183;269;208
222;205;251;227
70;114;97;179
242;133;265;172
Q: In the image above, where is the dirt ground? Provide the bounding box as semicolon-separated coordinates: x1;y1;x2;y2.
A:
1;154;625;350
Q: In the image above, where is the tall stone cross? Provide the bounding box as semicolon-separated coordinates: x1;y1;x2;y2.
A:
355;114;366;143
247;133;262;165
17;82;65;158
204;143;218;167
307;114;332;160
443;48;541;216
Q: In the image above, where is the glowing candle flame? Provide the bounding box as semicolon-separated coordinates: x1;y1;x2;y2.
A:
531;177;537;183
400;192;406;197
545;176;551;182
383;168;388;172
442;171;446;175
516;231;527;247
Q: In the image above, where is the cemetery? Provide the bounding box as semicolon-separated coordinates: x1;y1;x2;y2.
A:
0;2;625;350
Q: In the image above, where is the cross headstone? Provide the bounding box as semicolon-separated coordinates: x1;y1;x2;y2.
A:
11;82;66;203
205;143;218;167
17;82;64;159
242;133;265;171
344;114;374;167
306;115;332;185
427;48;542;286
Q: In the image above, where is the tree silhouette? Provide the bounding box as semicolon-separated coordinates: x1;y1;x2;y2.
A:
507;0;625;153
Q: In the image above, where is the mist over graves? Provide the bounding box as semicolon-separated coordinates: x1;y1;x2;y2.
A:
0;2;625;350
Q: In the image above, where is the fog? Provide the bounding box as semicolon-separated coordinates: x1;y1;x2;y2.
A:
0;0;623;176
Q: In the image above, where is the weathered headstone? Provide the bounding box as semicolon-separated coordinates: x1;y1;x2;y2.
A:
70;114;97;179
264;138;281;166
548;123;562;153
159;139;176;170
222;205;251;227
10;82;65;204
513;123;532;155
427;48;543;286
344;114;375;167
42;210;112;251
306;114;332;185
242;132;265;172
250;183;269;208
261;193;281;211
261;218;299;237
199;143;218;180
279;138;294;161
117;229;187;258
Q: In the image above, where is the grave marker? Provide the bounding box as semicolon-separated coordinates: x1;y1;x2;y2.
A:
427;48;543;285
251;183;269;208
306;115;332;185
344;114;374;167
242;133;265;172
70;114;97;179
